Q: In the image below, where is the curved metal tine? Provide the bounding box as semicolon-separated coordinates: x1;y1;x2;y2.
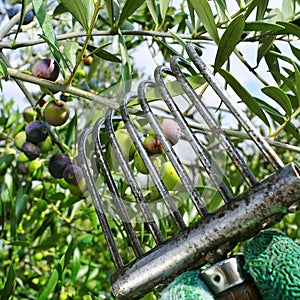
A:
92;117;144;258
170;56;258;188
78;125;123;269
138;80;210;216
154;65;233;203
120;92;187;230
105;109;165;245
186;42;284;171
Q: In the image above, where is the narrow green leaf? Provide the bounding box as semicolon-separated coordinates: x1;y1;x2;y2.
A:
15;187;26;224
32;0;60;62
244;21;284;32
245;0;269;20
214;14;245;73
38;268;59;300
257;35;275;65
14;0;29;40
119;32;132;92
264;51;281;84
104;0;120;26
0;264;15;300
53;3;68;17
0;57;8;80
146;0;160;28
291;61;300;106
290;43;300;61
261;86;293;116
277;21;300;39
63;42;80;67
188;0;219;43
85;44;122;63
256;98;300;141
119;0;145;26
219;69;269;126
59;0;94;31
159;0;170;23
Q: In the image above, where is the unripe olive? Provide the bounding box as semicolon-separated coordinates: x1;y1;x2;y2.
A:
38;136;52;153
23;106;37;123
32;58;60;81
25;120;49;143
63;164;84;186
18;152;30;163
134;151;149;174
22;141;41;160
43;100;69;126
28;159;42;174
160;118;181;145
143;135;163;155
48;153;71;178
14;131;27;151
160;161;181;190
114;129;135;162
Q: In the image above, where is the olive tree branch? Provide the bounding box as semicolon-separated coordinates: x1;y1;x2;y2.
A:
2;67;119;110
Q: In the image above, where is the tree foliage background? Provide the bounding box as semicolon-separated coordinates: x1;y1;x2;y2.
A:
0;0;300;299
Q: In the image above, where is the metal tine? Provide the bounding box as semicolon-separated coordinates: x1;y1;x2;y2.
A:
77;125;123;269
120;92;187;230
137;80;210;216
186;42;285;171
92;117;144;258
155;65;233;203
104;109;165;245
170;55;259;187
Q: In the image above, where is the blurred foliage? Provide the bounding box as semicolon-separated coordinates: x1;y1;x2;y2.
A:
0;0;300;299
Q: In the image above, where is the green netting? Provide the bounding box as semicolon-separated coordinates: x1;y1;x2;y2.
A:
159;270;214;300
244;230;300;300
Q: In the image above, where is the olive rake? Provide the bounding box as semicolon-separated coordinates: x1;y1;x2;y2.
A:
78;43;300;299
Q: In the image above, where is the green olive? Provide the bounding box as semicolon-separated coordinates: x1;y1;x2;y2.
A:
160;161;181;190
133;150;149;174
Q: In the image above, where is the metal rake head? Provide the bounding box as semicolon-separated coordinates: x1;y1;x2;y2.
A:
78;43;300;299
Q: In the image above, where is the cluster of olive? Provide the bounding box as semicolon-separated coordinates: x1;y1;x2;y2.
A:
111;118;184;190
14;56;85;196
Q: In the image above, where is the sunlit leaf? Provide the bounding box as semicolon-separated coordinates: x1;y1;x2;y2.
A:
63;41;80;67
104;0;120;26
188;0;219;43
119;0;145;26
214;14;245;73
146;0;160;28
282;0;294;21
219;69;269;126
59;0;94;31
160;0;170;24
38;268;59;300
261;86;293;116
291;60;300;106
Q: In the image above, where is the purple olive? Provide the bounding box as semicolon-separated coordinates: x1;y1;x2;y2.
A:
160;118;181;145
48;153;71;179
25;120;49;143
63;164;84;185
22;141;41;160
32;58;60;81
7;4;34;25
